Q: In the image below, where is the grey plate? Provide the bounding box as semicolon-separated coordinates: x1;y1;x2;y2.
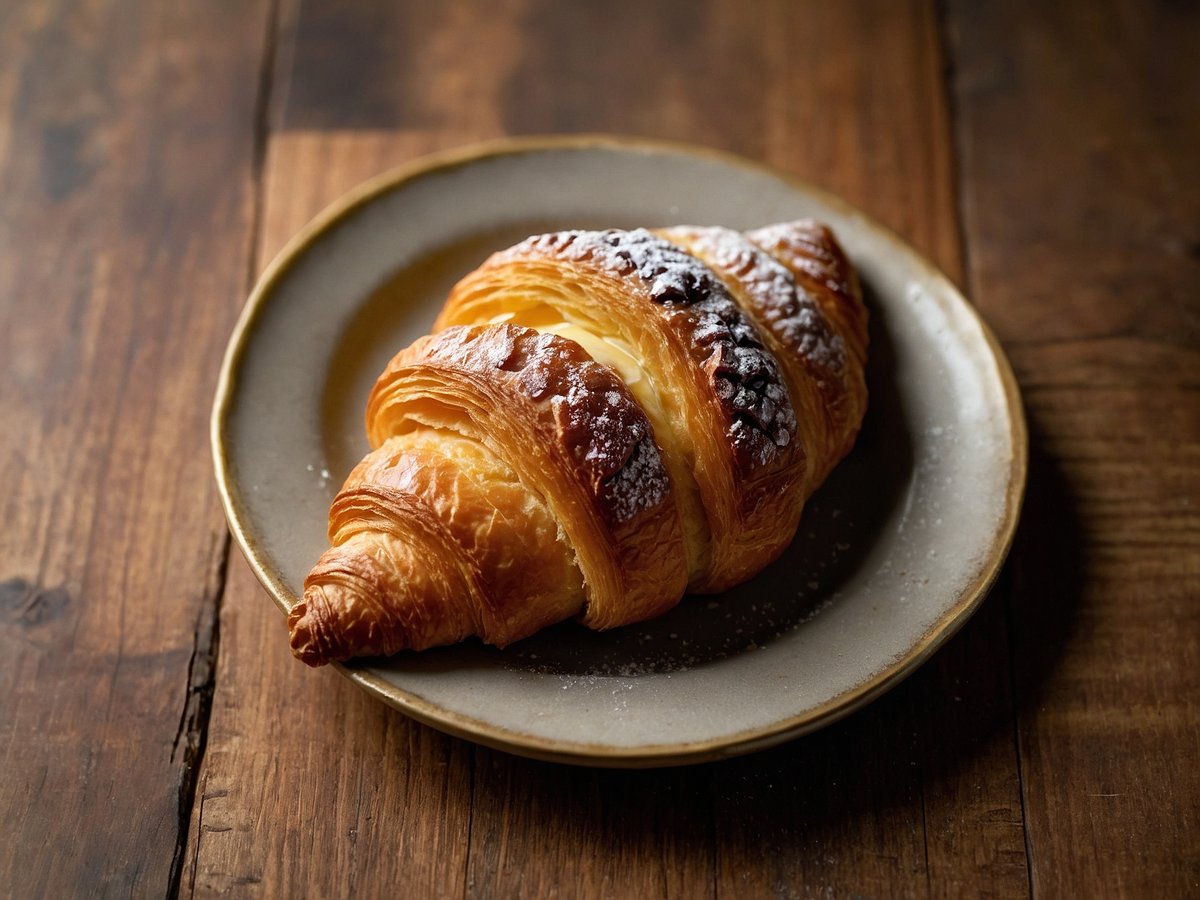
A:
213;136;1026;767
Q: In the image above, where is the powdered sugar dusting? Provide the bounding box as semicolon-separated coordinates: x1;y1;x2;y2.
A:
505;229;797;468
747;221;857;301
498;492;862;680
548;355;671;525
601;437;669;523
664;226;845;376
419;324;671;526
503;228;714;300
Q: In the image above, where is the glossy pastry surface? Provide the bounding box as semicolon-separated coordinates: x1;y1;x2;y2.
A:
290;220;868;666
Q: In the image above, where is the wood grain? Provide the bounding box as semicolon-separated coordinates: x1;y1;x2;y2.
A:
714;2;1029;896
0;0;270;896
466;753;715;899
182;131;479;898
4;0;1196;894
946;0;1200;895
181;557;474;898
185;1;1031;898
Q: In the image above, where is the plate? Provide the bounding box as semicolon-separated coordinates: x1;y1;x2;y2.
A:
213;135;1026;766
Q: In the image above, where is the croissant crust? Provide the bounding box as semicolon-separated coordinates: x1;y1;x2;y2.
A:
289;220;868;665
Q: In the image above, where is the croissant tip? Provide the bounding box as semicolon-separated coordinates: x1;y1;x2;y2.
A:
288;599;332;667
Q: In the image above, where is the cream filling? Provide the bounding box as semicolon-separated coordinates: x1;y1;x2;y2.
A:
487;308;666;448
487;305;708;580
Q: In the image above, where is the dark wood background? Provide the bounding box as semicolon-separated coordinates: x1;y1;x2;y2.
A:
1;0;1196;897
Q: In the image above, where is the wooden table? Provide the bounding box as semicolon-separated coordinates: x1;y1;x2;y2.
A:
3;1;1196;896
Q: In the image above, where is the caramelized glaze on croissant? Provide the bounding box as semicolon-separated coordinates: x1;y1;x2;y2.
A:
289;220;868;665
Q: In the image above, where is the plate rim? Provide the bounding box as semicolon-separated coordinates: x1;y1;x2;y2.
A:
212;133;1028;767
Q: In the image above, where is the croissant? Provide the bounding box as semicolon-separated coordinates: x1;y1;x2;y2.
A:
289;221;868;665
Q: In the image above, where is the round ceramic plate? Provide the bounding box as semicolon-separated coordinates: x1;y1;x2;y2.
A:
213;136;1025;767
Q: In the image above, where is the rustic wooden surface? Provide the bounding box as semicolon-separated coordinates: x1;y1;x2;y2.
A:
946;2;1200;895
0;1;270;897
1;0;1196;897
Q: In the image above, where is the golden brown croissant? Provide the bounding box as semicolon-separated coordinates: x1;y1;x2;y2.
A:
289;221;868;666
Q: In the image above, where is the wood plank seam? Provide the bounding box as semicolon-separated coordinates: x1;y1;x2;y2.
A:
169;0;284;896
939;0;1200;893
936;5;1032;897
247;0;286;295
935;1;1036;896
169;556;225;898
920;771;933;898
169;532;230;767
0;0;279;894
187;771;207;897
937;0;1041;890
462;745;476;899
1001;570;1036;900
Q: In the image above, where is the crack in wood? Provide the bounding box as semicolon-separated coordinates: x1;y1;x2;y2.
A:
169;0;282;892
167;532;229;899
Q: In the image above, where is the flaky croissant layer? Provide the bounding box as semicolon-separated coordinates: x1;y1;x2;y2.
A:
289;220;868;666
